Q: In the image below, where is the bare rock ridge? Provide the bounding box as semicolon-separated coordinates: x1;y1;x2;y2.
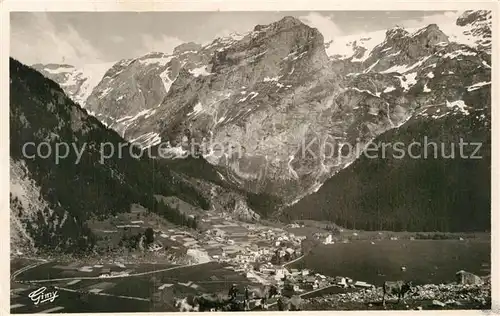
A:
457;10;491;26
282;14;491;230
29;11;492;227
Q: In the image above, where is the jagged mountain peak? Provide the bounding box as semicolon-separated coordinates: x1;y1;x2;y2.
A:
385;25;409;39
270;15;323;38
139;51;171;59
174;42;203;55
30;61;116;107
243;16;329;67
451;10;491;53
457;10;491;26
424;23;440;31
411;23;449;43
251;14;325;47
30;10;492;206
253;15;305;32
274;15;307;28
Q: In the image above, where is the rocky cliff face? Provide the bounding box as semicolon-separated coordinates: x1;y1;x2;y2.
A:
30;11;492;222
121;17;348;199
282;11;491;231
87;16;423;200
283;93;491;232
455;10;492;52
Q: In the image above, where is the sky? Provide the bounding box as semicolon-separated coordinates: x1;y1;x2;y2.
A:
10;11;461;67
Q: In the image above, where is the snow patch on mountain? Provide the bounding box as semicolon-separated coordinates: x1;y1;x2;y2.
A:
443;50;477;59
116;108;157;126
263;76;282;82
188;102;204;116
130;132;162;148
158;143;189;159
70;63;115;104
397;72;418;91
381;56;431;74
238;92;259;103
446;100;470;115
159;68;176;94
326;29;386;60
189;66;212;77
467;81;491;91
138;55;174;66
423;83;432;93
383;86;396;93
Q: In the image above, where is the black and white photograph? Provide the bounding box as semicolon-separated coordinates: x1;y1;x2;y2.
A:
5;1;496;313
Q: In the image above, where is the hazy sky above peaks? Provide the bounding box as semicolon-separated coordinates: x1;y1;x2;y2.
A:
11;11;461;66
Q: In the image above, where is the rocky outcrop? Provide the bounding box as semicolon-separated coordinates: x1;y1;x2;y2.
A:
304;280;490;310
456;270;484;285
283;82;491;231
118;16;418;200
455;10;491;53
33;11;492;223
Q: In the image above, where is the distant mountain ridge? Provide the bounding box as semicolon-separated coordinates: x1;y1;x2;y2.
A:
26;10;492;230
31;62;115;107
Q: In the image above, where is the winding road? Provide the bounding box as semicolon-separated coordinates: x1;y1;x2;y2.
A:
13;261;209;283
11;260;50;281
282;255;304;268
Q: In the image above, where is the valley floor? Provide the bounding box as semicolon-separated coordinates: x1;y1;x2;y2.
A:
10;217;492;313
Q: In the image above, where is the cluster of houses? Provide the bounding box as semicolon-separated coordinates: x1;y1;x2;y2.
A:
250;264;371;292
240;255;377;292
197;219;307;267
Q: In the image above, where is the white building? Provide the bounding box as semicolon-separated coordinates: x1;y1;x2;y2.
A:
312;279;320;289
323;234;334;245
354;281;374;288
336;277;347;288
274;268;290;280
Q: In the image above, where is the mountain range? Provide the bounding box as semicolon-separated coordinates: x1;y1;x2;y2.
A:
11;10;492;254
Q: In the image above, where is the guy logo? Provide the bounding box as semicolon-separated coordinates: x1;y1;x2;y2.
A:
28;287;59;305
